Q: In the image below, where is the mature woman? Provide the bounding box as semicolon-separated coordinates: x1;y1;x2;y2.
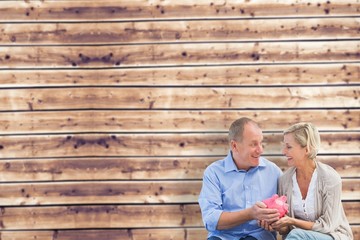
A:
268;122;353;240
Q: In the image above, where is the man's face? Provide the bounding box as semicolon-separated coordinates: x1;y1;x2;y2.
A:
231;123;264;170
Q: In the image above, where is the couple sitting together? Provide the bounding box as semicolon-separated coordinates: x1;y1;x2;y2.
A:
198;117;353;240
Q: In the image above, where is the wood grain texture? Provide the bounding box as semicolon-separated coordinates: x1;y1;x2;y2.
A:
1;18;359;44
0;204;203;230
0;156;358;182
0;179;358;206
0;110;358;134
0;0;358;21
0;181;202;205
0;87;358;111
0;132;358;158
0;0;358;238
0;228;208;240
0;203;357;230
0;63;359;87
1;41;359;68
0;227;359;240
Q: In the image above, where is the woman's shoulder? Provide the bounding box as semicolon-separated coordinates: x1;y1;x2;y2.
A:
316;161;342;185
279;167;296;182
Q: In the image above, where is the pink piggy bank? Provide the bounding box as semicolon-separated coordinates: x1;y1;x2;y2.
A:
262;194;289;218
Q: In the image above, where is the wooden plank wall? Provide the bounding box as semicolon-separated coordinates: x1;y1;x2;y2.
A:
0;0;359;239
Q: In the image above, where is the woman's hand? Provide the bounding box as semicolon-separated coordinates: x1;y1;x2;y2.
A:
258;218;290;236
271;216;293;230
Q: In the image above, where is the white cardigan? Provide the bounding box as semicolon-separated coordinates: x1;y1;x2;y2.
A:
278;161;353;240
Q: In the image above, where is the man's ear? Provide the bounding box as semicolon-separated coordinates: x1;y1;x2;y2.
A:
230;140;237;151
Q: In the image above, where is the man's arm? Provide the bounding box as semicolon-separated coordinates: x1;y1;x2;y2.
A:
217;201;280;230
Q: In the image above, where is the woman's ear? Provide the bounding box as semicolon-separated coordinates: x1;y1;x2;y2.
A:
305;146;311;158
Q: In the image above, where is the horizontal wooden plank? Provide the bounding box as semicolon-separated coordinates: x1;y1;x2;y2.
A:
0;133;358;158
0;179;358;206
0;204;203;230
0;0;358;22
0;228;208;240
343;179;360;201
0;202;358;230
351;225;360;240
0;86;358;111
343;202;360;224
1;41;359;68
0;181;201;205
0;156;358;182
0;156;210;182
1;227;359;240
0;63;358;87
1;18;359;45
0;110;358;134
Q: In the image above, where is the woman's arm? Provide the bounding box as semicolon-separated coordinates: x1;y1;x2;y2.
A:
271;216;314;231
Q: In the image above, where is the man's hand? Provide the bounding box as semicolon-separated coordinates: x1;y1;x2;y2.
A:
251;201;280;222
258;219;274;231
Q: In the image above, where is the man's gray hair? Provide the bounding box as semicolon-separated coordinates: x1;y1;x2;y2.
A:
228;117;259;143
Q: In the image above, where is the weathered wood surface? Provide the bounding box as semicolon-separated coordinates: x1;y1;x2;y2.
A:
0;228;208;240
0;204;203;230
0;64;359;87
0;0;359;22
0;132;358;158
0;110;358;134
1;18;359;44
0;0;358;238
0;156;358;182
0;227;359;240
0;87;358;111
0;181;201;205
1;41;359;69
0;179;358;206
0;203;358;230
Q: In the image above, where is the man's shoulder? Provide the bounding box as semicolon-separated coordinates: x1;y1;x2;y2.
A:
260;157;282;172
204;157;226;174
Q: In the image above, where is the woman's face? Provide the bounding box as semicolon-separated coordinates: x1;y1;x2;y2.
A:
282;133;308;167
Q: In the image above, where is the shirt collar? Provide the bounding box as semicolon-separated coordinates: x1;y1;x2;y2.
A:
225;151;266;172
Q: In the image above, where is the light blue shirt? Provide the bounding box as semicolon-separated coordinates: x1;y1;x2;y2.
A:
198;151;282;240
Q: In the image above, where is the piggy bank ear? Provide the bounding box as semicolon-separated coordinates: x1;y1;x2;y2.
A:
262;194;277;206
279;195;287;202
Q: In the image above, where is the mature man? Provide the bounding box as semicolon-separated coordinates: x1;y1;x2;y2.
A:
199;117;282;240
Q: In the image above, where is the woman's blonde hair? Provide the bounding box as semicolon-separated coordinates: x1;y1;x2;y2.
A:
284;122;320;159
